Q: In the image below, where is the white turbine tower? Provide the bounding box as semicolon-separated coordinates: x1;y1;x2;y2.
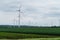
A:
17;5;22;27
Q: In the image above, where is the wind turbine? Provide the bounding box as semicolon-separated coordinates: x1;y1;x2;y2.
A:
17;5;22;27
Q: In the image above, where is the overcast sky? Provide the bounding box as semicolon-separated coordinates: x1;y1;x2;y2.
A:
0;0;60;26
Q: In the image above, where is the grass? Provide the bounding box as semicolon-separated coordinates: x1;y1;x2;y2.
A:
0;27;60;35
0;38;60;40
0;32;59;39
20;38;60;40
0;27;60;39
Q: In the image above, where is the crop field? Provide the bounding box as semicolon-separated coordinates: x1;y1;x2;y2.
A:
0;27;60;35
0;32;59;39
0;25;60;39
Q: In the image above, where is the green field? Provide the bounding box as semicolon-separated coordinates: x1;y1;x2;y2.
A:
21;38;60;40
0;26;60;39
0;38;60;40
0;32;59;39
0;27;60;35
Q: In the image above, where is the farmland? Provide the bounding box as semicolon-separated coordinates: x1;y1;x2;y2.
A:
0;27;60;35
0;25;60;39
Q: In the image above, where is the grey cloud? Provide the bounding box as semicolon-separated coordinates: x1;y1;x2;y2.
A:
0;0;18;12
44;12;60;17
50;7;60;10
0;0;60;26
24;6;38;13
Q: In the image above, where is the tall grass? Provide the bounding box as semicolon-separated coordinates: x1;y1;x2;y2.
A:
0;32;59;39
